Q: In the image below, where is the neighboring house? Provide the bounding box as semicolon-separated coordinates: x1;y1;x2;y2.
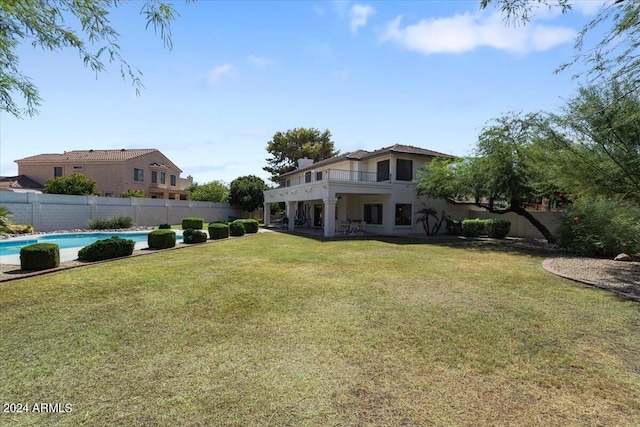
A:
0;175;45;193
263;144;461;237
15;149;193;199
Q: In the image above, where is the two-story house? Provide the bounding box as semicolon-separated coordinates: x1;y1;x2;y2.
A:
15;149;193;199
263;144;460;237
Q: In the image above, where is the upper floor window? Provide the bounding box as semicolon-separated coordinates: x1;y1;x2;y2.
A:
170;175;177;186
316;171;323;181
151;171;158;183
72;165;84;171
54;166;63;177
305;171;312;183
377;160;390;182
133;168;144;182
396;159;413;181
160;172;166;184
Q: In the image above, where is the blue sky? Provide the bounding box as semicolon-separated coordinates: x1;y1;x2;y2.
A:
0;0;605;185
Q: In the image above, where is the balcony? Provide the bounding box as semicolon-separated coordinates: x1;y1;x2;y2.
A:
279;169;391;188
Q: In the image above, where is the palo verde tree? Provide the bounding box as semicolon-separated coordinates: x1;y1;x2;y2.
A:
188;181;230;203
229;175;268;213
1;1;183;118
264;127;339;183
415;112;558;243
44;173;100;196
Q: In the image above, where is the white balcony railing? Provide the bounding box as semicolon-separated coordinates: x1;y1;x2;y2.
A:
278;169;391;188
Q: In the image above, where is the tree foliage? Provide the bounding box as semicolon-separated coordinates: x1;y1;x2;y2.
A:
43;173;100;196
416;112;558;242
229;175;268;212
264;128;339;183
1;0;182;118
188;180;230;203
121;189;147;198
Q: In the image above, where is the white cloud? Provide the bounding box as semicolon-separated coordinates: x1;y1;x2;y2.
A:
380;11;575;55
246;55;274;68
207;63;234;86
349;4;374;34
572;0;607;16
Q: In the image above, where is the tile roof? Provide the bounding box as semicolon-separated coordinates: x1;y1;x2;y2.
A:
15;149;159;163
280;144;455;177
0;175;45;190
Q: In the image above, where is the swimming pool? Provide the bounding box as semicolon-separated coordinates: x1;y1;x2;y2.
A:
0;231;183;257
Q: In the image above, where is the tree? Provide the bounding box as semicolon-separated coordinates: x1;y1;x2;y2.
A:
264;128;339;183
121;189;147;198
229;175;268;213
1;1;182;118
188;181;230;202
481;1;640;87
547;80;640;201
416;113;558;242
43;173;100;196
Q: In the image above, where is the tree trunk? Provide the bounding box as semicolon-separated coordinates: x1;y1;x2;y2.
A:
508;205;556;243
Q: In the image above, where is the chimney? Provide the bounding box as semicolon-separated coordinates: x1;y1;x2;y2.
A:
297;157;314;169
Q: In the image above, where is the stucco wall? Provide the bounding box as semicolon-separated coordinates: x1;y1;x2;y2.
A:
0;192;242;232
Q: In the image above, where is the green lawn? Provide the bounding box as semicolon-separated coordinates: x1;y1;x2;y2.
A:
1;232;639;426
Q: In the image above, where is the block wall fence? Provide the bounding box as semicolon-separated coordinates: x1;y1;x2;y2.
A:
0;193;243;232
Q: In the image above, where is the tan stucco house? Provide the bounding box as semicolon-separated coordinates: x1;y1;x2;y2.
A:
263;144;467;237
15;149;193;199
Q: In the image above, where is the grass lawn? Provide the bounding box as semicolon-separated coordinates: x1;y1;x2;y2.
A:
1;232;639;426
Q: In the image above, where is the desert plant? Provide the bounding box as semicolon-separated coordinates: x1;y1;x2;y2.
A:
182;217;204;230
208;223;229;240
78;236;135;261
461;219;486;237
20;243;60;270
485;219;511;239
229;221;245;237
183;228;208;244
147;229;176;249
555;197;640;257
415;205;447;236
88;216;133;230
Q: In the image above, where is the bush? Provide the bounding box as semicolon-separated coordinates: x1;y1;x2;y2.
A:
208;223;229;240
182;217;204;230
461;219;486;237
445;218;463;235
237;219;259;233
485;219;511;239
78;236;135;261
555;197;640;257
89;216;133;230
183;228;208;244
158;223;172;229
20;243;60;271
147;229;176;249
229;221;245;237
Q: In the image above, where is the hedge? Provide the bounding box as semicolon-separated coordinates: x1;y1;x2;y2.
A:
208;223;229;240
148;229;176;249
182;217;204;230
20;243;60;271
78;236;135;261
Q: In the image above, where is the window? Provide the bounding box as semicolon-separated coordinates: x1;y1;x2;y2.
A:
305;171;312;183
73;165;84;171
160;172;166;184
54;166;63;177
396;159;413;181
395;204;412;225
170;175;177;186
133;168;144;182
377;160;390;182
151;171;158;184
364;204;383;225
316;171;323;181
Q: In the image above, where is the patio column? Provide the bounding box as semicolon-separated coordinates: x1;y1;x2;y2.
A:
263;202;270;227
286;201;296;231
323;199;337;237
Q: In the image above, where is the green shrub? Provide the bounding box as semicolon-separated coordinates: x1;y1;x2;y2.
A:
182;217;204;230
212;220;228;225
158;223;172;229
78;236;135;261
555;197;640;257
237;219;259;233
88;216;133;230
183;228;208;244
461;219;486;237
485;219;511;239
208;223;229;240
147;229;176;249
445;218;463;235
20;243;60;271
229;221;245;237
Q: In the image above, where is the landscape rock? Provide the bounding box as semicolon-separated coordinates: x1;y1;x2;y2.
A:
614;253;632;262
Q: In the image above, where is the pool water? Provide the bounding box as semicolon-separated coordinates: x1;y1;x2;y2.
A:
0;232;183;256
